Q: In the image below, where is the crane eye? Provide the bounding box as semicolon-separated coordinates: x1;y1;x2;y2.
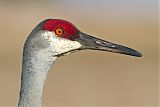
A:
55;28;64;36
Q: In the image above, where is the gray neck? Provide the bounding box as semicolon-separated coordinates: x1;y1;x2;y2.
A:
18;47;57;107
18;19;57;107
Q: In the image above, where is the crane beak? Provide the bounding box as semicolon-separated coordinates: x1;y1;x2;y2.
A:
75;32;142;57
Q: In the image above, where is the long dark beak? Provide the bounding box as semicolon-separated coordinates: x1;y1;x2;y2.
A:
75;32;142;57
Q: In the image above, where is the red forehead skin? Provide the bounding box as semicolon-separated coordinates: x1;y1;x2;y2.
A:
43;19;79;40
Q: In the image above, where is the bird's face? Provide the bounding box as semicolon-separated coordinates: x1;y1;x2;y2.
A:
40;19;141;57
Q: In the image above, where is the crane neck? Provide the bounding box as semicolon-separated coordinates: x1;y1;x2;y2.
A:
18;48;57;107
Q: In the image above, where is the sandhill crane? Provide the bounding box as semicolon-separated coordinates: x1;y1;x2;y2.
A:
17;19;142;107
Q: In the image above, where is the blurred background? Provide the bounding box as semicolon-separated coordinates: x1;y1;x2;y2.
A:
0;0;158;107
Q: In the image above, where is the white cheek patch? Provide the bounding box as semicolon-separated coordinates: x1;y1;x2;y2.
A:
40;31;82;56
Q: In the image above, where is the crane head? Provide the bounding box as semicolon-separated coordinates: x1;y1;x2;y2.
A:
29;19;142;57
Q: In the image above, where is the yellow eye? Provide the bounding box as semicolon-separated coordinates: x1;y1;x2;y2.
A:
55;28;64;36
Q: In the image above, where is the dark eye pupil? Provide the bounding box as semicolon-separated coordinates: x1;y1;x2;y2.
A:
55;28;64;35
